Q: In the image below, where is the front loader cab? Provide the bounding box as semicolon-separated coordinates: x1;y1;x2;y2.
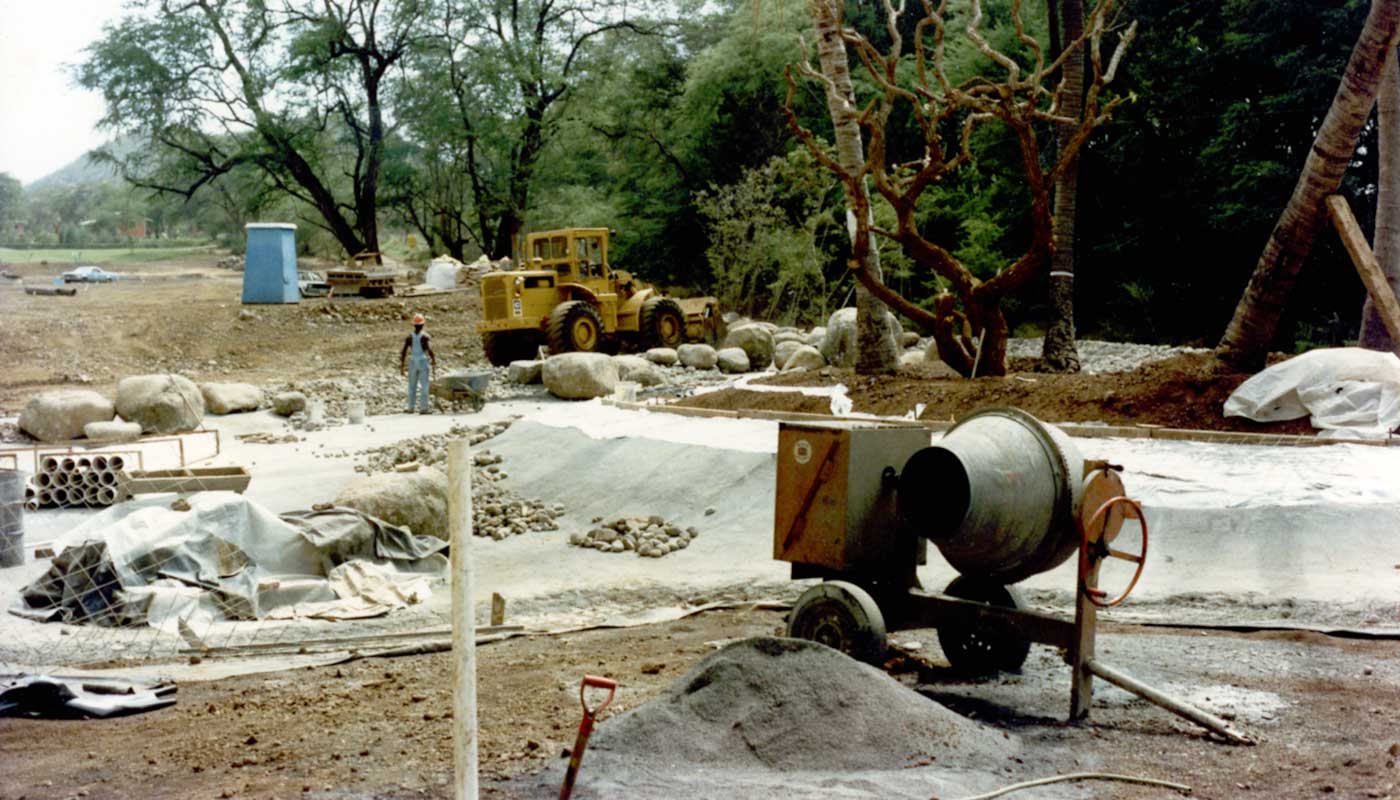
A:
525;228;610;285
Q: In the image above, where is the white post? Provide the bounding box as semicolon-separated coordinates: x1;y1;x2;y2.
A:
449;440;478;800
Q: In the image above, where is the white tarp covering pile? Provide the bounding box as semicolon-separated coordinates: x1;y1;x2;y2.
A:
11;493;447;634
1224;347;1400;439
424;256;466;289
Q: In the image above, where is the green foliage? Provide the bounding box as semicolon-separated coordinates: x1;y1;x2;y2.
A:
696;149;841;324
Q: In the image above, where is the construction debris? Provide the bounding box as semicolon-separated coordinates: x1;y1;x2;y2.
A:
0;674;177;719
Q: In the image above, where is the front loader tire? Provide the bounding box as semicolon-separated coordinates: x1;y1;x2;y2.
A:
482;331;536;367
639;298;685;349
547;301;604;354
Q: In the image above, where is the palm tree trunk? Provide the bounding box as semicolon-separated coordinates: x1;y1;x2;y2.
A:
810;0;900;374
1039;0;1085;373
1361;48;1400;352
1219;0;1400;369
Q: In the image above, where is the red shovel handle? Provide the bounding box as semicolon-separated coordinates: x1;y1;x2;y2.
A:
580;675;617;717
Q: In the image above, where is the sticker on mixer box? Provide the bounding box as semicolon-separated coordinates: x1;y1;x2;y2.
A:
793;439;812;464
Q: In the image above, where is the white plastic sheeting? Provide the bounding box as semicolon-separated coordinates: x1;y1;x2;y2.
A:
424;257;465;289
1224;348;1400;439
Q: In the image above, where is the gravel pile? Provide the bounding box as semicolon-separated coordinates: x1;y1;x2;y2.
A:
592;637;1017;770
1002;337;1210;374
569;515;699;557
354;422;563;540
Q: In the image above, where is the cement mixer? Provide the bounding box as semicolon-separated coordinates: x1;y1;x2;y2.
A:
775;407;1249;743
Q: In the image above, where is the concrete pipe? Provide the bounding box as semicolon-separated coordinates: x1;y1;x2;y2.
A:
899;407;1086;585
41;456;60;473
76;457;91;470
109;455;126;472
92;455;109;472
82;470;100;488
84;486;102;507
23;498;39;513
50;487;70;507
51;471;70;488
98;486;118;506
37;490;53;508
97;469;118;486
60;457;77;473
35;472;52;489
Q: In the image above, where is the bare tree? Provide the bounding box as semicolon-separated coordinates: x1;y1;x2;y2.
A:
1038;0;1084;373
786;0;1134;376
1361;48;1400;352
1219;0;1400;368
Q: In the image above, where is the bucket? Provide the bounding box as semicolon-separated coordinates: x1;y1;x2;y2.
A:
347;399;366;424
307;399;325;425
0;469;26;568
613;381;639;403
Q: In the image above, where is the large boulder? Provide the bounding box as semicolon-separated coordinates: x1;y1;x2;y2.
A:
613;355;665;387
820;308;902;368
199;382;264;415
115;374;205;434
18;390;115;443
900;351;927;368
644;347;679;366
272;391;307;416
677;343;718;369
900;331;922;348
774;340;803;370
542;353;619;400
716;348;751;374
334;467;448;540
805;327;826;347
507;360;543;385
774;330;807;345
784;345;826;372
722;324;776;370
84;419;143;444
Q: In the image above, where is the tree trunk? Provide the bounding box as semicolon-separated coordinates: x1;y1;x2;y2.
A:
1039;0;1084;373
811;0;900;374
1361;48;1400;352
1219;0;1400;369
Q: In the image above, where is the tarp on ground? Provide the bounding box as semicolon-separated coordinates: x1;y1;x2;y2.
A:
12;493;447;629
1223;347;1400;439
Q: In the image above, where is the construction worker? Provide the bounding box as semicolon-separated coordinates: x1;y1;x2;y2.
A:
399;313;437;414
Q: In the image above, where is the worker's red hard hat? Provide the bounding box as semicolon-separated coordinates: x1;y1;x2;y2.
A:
412;314;425;325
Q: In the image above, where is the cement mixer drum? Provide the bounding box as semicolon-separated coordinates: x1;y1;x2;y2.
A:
899;407;1085;584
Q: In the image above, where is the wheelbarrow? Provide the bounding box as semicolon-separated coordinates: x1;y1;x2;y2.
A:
429;369;492;412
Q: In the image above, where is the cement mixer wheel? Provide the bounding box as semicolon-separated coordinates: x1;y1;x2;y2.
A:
937;577;1031;675
787;581;888;665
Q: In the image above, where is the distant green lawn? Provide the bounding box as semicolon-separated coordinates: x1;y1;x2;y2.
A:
0;245;219;265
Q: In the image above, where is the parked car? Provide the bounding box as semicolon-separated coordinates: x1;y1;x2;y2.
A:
61;266;120;283
298;270;330;298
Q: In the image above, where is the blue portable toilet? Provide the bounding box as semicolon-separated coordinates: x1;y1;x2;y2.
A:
241;222;299;304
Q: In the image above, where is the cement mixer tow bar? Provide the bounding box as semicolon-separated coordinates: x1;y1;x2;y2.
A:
775;408;1251;744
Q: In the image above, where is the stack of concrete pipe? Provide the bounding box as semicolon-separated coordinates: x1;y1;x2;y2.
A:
25;455;126;510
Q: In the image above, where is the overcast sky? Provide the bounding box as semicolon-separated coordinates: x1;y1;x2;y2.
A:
0;0;127;185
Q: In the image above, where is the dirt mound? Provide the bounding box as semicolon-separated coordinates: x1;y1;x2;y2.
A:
591;637;1016;771
677;353;1317;434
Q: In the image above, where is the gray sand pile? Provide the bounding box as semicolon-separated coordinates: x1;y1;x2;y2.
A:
591;637;1017;771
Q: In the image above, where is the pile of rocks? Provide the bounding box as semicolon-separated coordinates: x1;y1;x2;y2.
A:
1002;338;1210;374
216;255;244;271
268;367;543;430
353;422;563;541
569;515;699;557
356;421;514;472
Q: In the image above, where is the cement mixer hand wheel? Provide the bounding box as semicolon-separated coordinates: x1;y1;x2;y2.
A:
1079;496;1148;608
936;577;1032;675
787;581;888;665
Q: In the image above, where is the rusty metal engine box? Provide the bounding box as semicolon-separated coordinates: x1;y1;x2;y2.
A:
773;421;931;570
